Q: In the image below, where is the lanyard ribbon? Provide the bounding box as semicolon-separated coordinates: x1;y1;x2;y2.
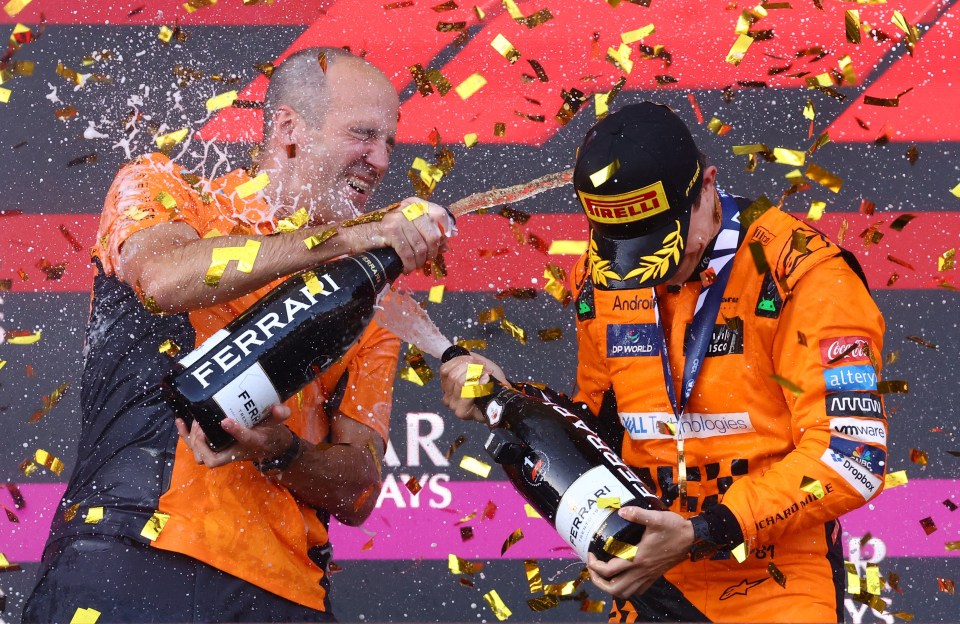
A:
653;189;741;501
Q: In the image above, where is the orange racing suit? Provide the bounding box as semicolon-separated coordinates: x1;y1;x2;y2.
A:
571;197;887;623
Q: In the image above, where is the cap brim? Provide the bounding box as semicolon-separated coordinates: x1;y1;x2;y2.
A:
589;211;690;290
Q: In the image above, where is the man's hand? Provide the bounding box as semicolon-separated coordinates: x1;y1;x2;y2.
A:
587;507;694;599
175;404;294;468
439;353;507;422
345;198;454;274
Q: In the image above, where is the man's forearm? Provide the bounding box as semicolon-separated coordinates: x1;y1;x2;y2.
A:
277;441;382;526
130;223;362;313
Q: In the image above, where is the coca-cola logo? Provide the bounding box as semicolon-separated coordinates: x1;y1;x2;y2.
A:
819;336;871;365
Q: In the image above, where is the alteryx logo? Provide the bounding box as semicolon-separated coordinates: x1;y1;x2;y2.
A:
823;365;878;392
607;324;660;358
829;435;886;476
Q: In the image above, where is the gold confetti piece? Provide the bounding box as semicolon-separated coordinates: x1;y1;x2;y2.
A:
70;608;101;624
491;34;520;64
581;599;606;613
157;339;181;359
140;511;170;541
748;241;770;275
808;201;826;221
800;476;826;500
457;339;486;351
939;248;956;272
399;367;425;386
589;160;619;188
426;284;445;304
878;380;908;394
845;561;860;594
544;240;586;256
455;73;486;100
501;318;527;345
537;328;563;342
527;596;559;611
206;90;238;112
234;172;270;199
30;382;70;423
448;553;484;575
731;542;748;563
206;240;261;286
493;122;506;137
707;117;732;136
3;0;32;16
805;163;843;193
84;507;104;524
154;128;189;153
524;560;543;593
28;449;64;475
524;504;542;518
183;0;217;12
733;144;770;156
0;87;10;103
621;24;655;44
946;541;960;551
838;55;857;86
484;590;512;621
303;227;338;250
604;536;638;561
726;34;753;66
63;503;80;522
866;563;883;595
479;306;504;324
773;148;806;166
463;133;478;147
769;374;803;395
123;205;152;221
597;496;621;509
845;10;861;44
501;528;524;555
151;192;177;214
276;208;310;233
401;202;426;221
460;455;492;478
6;329;40;345
910;448;929;465
606;43;634;74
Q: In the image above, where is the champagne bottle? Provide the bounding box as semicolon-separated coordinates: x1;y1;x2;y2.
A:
441;345;665;563
163;247;402;451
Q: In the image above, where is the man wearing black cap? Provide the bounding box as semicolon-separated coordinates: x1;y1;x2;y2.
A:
441;102;888;622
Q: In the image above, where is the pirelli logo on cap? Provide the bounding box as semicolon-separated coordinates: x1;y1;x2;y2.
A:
578;181;670;225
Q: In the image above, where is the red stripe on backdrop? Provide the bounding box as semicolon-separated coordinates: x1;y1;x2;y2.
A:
2;479;957;564
0;0;339;25
1;212;958;294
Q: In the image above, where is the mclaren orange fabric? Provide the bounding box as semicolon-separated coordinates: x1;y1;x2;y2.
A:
572;205;887;622
93;153;400;611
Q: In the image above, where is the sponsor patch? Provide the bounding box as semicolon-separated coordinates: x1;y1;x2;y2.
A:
821;443;884;501
610;293;655;312
576;275;596;321
830;417;887;446
752;226;774;246
828;436;886;475
607;324;660;357
823;365;878;392
684;324;744;358
755;272;782;319
820;335;871;365
578;181;670;225
825;391;884;419
620;412;754;440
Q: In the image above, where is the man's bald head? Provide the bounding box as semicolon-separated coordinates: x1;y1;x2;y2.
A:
263;47;385;142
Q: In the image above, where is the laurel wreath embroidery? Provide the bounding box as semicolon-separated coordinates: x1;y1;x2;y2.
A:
589;220;684;287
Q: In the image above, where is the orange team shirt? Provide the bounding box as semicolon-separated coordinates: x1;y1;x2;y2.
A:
92;152;400;611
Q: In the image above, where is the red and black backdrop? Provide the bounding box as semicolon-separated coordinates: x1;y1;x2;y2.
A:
1;0;958;621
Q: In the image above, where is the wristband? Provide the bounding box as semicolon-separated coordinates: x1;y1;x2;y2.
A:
689;514;721;562
254;431;303;476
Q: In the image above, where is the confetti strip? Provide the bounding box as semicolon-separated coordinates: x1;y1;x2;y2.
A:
455;73;487;99
448;553;484;574
726;34;753;66
205;240;261;287
140;511;170;541
501;528;524;555
85;507;104;524
234;172;270;198
276;208;310;233
70;608;101;624
603;536;638;561
524;504;542;518
621;24;655;44
206;90;238;111
491;34;520;63
589;161;620;187
846;561;860;594
483;590;512;621
154;128;189;152
6;330;41;344
547;240;587;255
524;560;543;593
769;375;803;395
459;455;492;478
303;227;338;250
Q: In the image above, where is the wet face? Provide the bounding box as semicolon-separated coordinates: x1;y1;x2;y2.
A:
293;59;399;222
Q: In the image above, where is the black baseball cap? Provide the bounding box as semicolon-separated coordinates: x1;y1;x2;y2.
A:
573;102;705;290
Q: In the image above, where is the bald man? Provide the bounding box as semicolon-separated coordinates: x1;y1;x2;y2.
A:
23;48;451;622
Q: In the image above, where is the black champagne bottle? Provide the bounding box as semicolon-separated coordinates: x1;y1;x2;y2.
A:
441;346;665;563
162;248;402;451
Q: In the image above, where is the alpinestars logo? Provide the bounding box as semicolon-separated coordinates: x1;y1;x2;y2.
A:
719;578;769;600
